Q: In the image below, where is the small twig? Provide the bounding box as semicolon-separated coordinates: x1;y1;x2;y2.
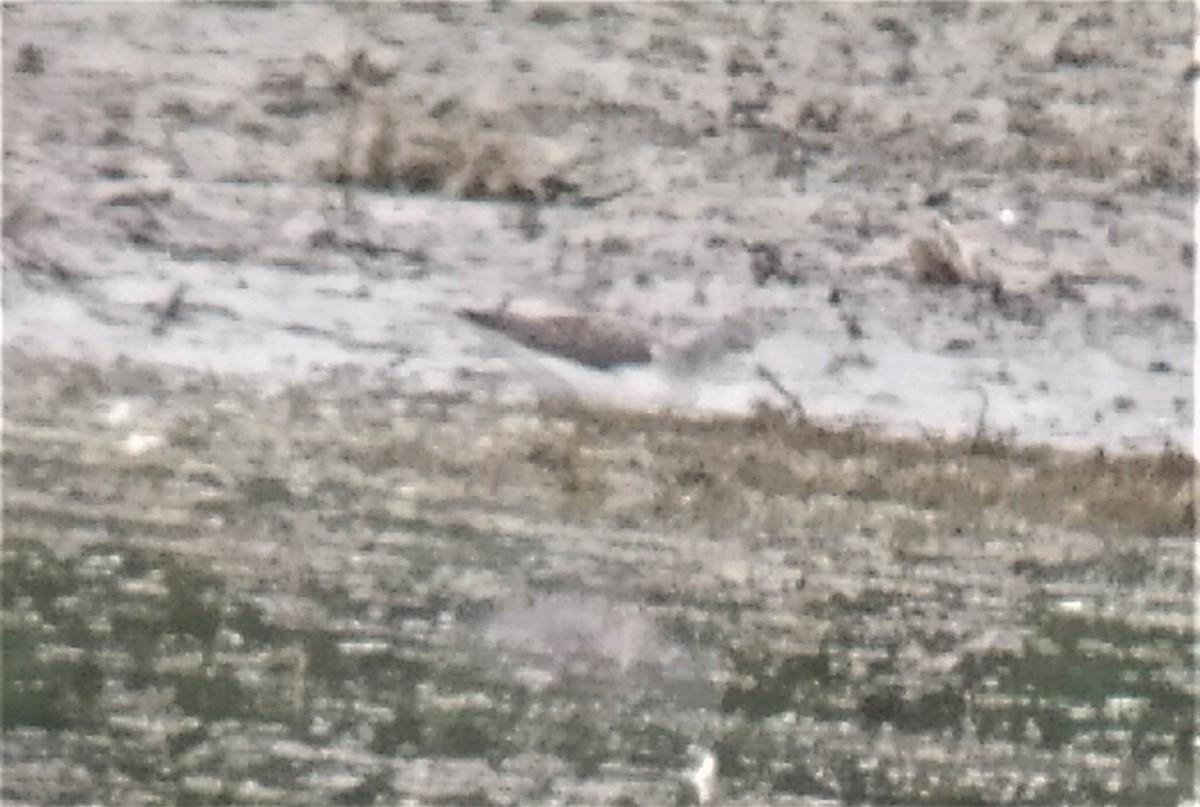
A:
973;384;989;438
969;384;999;454
573;178;637;209
756;363;805;418
152;282;189;336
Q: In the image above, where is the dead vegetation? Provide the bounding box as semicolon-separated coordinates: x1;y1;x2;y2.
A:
6;349;1192;542
906;218;981;286
538;398;1195;539
3;349;1193;805
745;241;802;287
319;89;585;203
15;43;45;75
3;199;84;289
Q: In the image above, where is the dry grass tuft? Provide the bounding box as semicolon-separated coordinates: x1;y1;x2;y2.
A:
907;237;964;285
907;219;980;286
6;349;1191;546
539;398;1196;538
320;92;582;203
15;43;45;75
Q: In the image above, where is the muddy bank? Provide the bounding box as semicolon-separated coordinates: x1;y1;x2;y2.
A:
2;2;1194;452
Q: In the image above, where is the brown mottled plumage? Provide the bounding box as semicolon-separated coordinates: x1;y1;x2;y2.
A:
457;307;652;370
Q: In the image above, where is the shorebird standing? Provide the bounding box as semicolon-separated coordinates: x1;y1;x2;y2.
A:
457;305;653;370
456;300;763;411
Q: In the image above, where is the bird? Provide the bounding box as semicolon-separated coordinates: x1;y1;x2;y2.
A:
457;306;652;370
456;300;766;411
